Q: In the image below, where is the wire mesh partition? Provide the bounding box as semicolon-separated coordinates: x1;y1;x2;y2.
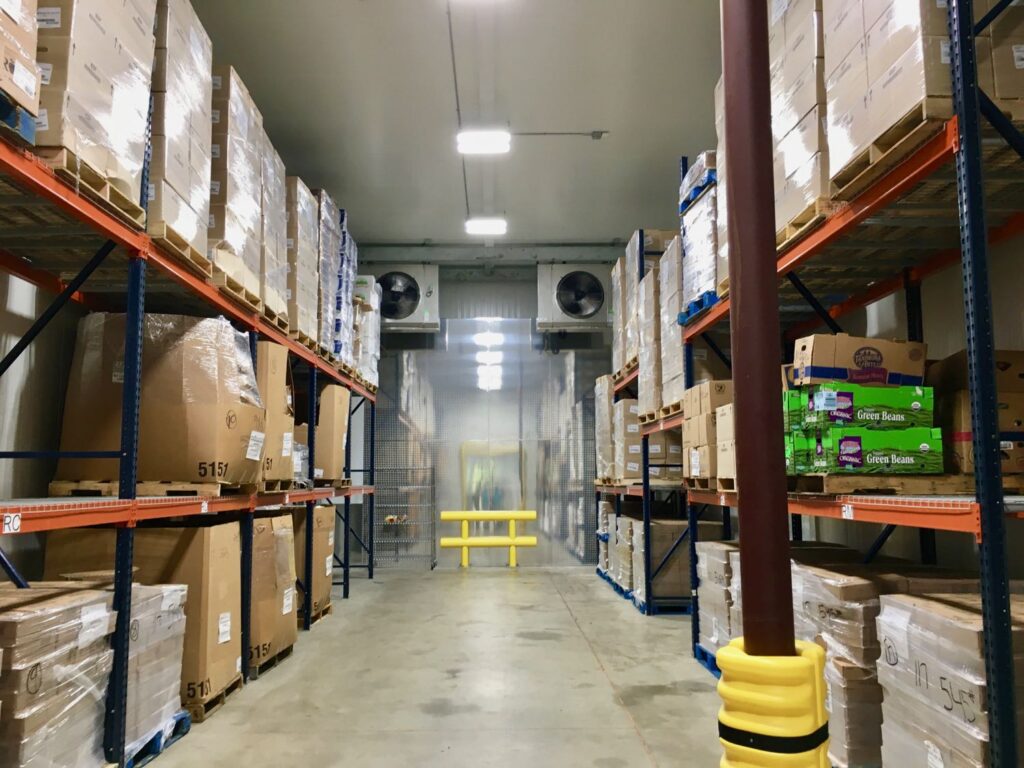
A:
373;466;437;568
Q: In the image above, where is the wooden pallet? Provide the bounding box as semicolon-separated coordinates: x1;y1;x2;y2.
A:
37;146;146;228
185;674;243;724
248;644;294;681
257;478;294;493
49;480;256;498
148;221;212;278
776;197;837;250
212;266;263;313
717;477;737;493
613;358;639;383
638;410;659;425
684;477;715;491
261;302;289;332
289;329;318;352
301;601;333;628
788;473;974;496
658;400;683;419
830;98;952;202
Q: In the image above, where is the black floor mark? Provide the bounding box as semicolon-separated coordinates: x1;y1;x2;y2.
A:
617;680;715;707
419;697;481;717
593;759;629;768
516;630;563;641
444;668;461;680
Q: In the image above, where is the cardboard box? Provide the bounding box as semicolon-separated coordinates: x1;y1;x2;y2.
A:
0;9;38;114
695;413;718;446
699;380;733;415
294;385;350;482
250;515;297;666
938;389;1024;474
259;127;288;322
286;176;320;343
926;348;1024;393
823;0;865;77
45;523;242;710
717;440;737;480
292;506;333;619
55;314;266;485
826;41;871;176
632;520;723;605
793;333;926;386
256;341;295;483
716;403;735;442
689;444;716;479
595;375;615;480
821;427;944;474
801;382;934;430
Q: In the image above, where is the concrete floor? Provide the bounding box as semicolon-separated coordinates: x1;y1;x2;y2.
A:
158;568;722;767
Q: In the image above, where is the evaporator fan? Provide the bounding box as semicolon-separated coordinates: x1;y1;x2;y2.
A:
378;271;421;320
556;271;604;319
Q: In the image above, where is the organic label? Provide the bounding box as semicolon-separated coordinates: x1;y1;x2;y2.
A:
218;612;231;644
78;604;108;648
37;6;60;27
245;430;265;461
282;587;294;615
281;433;293;457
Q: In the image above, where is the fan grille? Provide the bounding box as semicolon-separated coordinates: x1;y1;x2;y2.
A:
378;272;421;321
555;271;604;319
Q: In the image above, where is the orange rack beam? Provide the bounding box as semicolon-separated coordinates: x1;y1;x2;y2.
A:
1;485;374;535
640;412;685;436
613;361;639;395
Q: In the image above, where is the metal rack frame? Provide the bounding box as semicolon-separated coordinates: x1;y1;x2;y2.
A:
0;130;376;763
669;1;1022;760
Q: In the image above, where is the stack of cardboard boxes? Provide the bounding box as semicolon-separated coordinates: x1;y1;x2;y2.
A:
714;79;729;297
294;384;350;484
316;190;342;355
612;399;642;484
597;500;613;572
286;176;321;344
0;587;116;767
594;375;615;482
332;217;360;368
615;229;676;372
255;341;295;489
148;0;213;256
259;129;289;326
876;593;1024;766
611;257;627;373
680;185;719;312
770;0;829;235
824;0;1020;186
0;0;38;117
786;333;941;476
293;506;335;623
609;515;634;591
683;381;733;486
695;541;738;652
250;516;298;665
37;0;157;203
209;65;263;300
928;349;1024;477
715;403;736;488
353;277;382;388
658;237;688;410
637;270;661;417
632;520;722;608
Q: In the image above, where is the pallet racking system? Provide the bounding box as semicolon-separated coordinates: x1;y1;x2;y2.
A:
637;1;1022;761
0;121;376;763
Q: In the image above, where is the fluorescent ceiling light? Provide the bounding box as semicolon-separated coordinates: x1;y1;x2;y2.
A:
457;129;511;155
477;364;503;391
465;217;507;236
473;332;505;347
476;350;504;365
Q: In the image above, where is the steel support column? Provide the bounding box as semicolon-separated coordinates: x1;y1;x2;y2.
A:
786;271;842;334
0;547;28;588
239;331;257;678
949;0;1018;761
367;400;376;579
104;255;145;764
641;436;653;615
721;0;795;656
342;397;353;598
303;366;318;631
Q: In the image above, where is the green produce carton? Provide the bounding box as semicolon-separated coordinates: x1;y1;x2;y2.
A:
803;382;934;430
783;390;803;432
789;431;825;475
822;427;944;474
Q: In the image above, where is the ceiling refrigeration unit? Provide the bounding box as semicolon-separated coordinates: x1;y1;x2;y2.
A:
373;265;441;332
536;264;612;331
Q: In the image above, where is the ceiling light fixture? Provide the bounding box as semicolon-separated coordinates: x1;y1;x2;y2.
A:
457;129;512;155
465;217;508;236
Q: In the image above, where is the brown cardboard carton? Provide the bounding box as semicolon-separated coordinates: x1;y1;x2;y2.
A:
0;12;38;113
926;348;1024;393
793;333;926;385
717;440;737;481
690;445;717;479
826;41;872;175
286;176;320;343
823;0;864;77
45;524;242;709
55;314;266;485
250;515;297;666
256;341;295;483
937;389;1024;474
292;506;333;619
632;520;723;603
294;384;350;482
665;430;683;479
695;413;718;446
716;403;735;442
699;380;733;415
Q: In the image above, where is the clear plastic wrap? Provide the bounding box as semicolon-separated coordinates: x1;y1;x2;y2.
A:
631;525;646;603
37;0;157;202
658;237;686;407
56;313;266;484
333;227;359;365
286;177;320;343
209;65;263;296
681;186;719;308
260;130;289;323
0;587;116;768
594;375;614;480
316;189;342;353
680;150;716;207
637;271;661;415
147;0;213;254
610;257;626;372
613;400;641;482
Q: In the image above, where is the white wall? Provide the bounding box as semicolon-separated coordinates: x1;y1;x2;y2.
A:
809;235;1024;574
0;274;81;577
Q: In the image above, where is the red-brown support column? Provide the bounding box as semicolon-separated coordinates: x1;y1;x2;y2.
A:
721;0;795;656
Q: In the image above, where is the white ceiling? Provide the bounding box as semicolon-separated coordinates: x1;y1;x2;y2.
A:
191;0;722;250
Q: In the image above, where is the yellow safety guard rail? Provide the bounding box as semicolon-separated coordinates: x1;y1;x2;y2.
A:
440;510;537;567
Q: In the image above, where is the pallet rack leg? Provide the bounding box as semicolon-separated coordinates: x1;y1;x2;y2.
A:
641;435;653;615
341;398;353;598
949;0;1019;762
303;366;318;631
367;399;376;579
239;332;257;679
105;255;145;765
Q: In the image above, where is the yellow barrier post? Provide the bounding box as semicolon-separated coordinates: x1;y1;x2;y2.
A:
440;511;537;568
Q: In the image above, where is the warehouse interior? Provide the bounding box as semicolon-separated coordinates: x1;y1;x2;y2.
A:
0;0;1023;766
